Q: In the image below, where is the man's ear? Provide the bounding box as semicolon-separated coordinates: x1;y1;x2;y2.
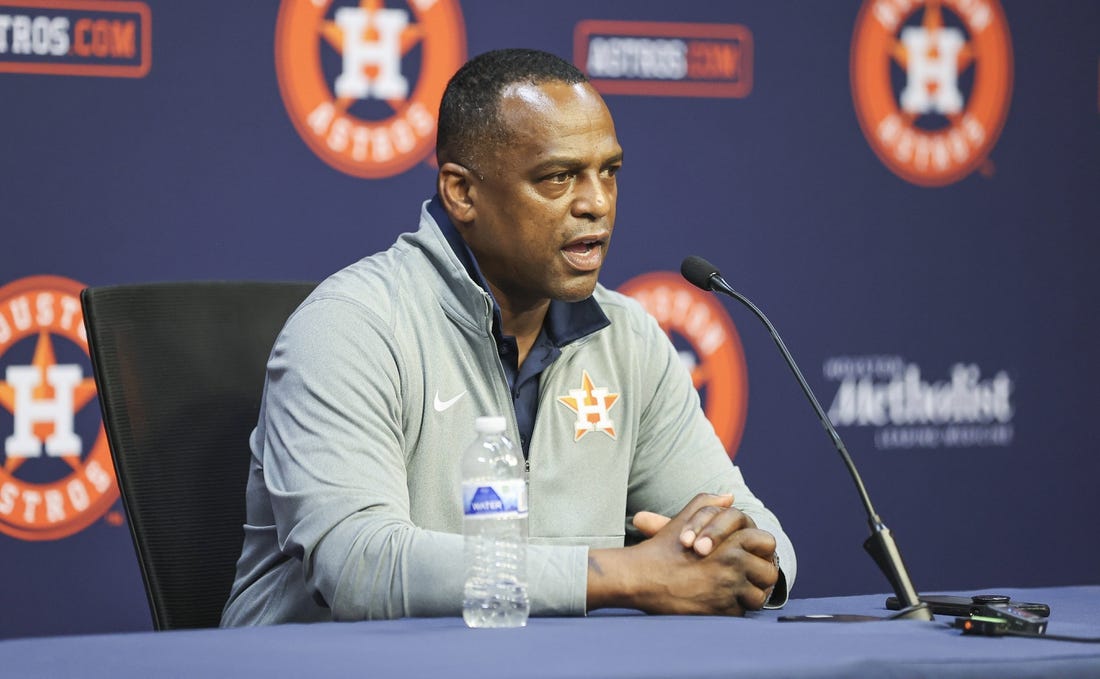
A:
437;162;478;226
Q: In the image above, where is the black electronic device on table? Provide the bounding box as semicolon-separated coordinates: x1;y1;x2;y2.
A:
954;601;1051;636
886;594;1051;618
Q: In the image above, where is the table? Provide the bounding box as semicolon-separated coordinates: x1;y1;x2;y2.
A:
4;586;1099;678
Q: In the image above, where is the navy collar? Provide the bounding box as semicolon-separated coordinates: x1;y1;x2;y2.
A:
429;195;609;346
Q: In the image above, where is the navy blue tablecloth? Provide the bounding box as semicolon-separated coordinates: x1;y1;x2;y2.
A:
4;586;1099;678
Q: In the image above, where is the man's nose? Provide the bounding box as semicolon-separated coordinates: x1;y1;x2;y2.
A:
572;173;614;220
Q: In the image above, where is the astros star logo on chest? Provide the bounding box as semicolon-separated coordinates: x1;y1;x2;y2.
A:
557;370;620;441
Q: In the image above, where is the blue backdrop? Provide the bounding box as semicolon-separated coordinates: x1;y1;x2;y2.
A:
1;0;1097;638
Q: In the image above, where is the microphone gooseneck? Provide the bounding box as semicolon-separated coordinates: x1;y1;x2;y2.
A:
680;255;932;622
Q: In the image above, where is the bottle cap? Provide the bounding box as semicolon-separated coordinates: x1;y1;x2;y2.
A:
474;416;506;434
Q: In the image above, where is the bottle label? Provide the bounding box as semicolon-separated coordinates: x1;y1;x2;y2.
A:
462;481;528;518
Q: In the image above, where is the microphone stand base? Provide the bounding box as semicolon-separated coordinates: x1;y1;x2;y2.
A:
889;602;934;621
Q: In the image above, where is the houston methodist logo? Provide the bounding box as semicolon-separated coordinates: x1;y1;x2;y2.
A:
274;0;466;179
823;354;1014;450
619;273;748;459
575;20;752;99
0;0;152;78
0;276;118;541
851;0;1013;186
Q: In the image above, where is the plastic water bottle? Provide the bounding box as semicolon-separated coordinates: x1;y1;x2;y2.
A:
461;415;529;628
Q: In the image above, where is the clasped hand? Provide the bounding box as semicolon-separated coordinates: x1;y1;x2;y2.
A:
629;493;779;616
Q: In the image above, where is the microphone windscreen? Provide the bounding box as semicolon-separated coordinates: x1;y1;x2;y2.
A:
680;256;720;291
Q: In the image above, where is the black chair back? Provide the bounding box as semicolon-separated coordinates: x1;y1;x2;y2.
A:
81;281;315;630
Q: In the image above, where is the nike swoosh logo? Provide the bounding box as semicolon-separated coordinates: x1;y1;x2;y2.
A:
433;390;467;412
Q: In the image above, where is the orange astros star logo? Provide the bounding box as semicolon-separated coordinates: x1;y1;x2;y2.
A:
618;272;748;460
274;0;466;178
557;370;619;441
850;0;1013;186
0;275;119;541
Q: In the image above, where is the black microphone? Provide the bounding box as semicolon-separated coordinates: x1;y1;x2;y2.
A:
681;255;933;622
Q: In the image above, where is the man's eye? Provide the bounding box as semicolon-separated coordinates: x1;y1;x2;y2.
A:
603;165;621;178
546;172;572;184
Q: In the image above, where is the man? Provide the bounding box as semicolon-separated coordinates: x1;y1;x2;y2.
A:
222;48;795;626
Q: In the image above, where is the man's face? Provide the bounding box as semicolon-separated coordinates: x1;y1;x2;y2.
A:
461;81;623;310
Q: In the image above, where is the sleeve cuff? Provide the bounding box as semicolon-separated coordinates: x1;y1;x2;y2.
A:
763;556;790;609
